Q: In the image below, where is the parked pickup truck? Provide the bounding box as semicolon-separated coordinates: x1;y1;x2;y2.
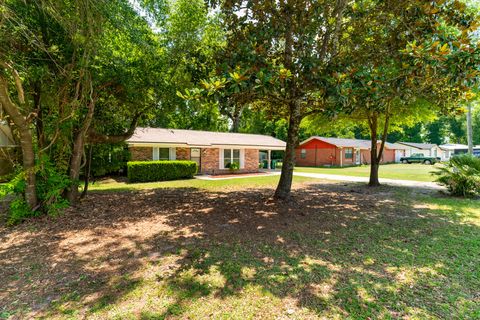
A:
400;153;438;165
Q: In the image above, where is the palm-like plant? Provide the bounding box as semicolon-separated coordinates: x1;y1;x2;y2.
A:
433;154;480;197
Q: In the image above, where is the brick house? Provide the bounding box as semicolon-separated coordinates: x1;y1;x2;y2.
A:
295;137;403;167
127;127;286;175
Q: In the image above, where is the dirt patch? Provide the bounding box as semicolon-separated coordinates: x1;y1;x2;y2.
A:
0;181;424;318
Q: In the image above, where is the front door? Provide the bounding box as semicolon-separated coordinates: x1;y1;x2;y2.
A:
355;149;361;165
190;148;201;171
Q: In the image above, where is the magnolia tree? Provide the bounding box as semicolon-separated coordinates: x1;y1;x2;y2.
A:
196;0;480;194
335;0;480;186
189;0;351;199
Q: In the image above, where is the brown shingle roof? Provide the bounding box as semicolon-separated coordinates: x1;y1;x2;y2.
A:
127;127;286;149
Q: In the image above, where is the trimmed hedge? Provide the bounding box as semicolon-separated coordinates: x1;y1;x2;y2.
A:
127;160;198;182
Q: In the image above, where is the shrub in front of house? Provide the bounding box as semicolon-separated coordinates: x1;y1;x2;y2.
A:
226;162;240;172
127;161;197;182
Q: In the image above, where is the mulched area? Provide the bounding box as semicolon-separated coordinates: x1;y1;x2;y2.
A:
0;181;405;318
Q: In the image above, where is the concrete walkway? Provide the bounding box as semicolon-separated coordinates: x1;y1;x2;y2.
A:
291;171;444;190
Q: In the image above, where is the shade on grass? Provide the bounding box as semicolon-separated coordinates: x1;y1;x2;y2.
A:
1;180;478;319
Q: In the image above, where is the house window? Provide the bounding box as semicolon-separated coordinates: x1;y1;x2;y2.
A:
345;148;353;159
159;148;170;160
153;147;172;160
224;148;240;168
300;149;306;159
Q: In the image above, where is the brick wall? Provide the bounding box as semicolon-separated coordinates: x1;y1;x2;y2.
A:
382;148;395;163
295;147;337;166
361;150;371;164
201;148;261;175
244;149;260;171
129;147;152;161
129;146;262;175
296;147;367;167
200;148;219;174
176;147;191;160
361;148;396;164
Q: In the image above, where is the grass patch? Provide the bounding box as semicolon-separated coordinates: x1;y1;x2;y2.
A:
295;163;440;182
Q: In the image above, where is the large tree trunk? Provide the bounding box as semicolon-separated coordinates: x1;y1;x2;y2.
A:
274;101;301;200
18;128;37;208
274;0;299;200
368;110;390;187
0;75;38;209
369;139;380;186
368;112;380;187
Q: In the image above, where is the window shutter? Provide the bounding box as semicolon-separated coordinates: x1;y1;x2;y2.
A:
219;148;224;169
240;149;245;169
169;147;176;160
153;147;159;160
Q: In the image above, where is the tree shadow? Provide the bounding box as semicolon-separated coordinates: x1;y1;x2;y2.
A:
0;182;478;318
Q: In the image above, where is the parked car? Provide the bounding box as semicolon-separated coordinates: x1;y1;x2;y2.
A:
400;153;438;164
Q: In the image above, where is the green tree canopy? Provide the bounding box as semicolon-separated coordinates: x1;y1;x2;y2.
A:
0;0;223;219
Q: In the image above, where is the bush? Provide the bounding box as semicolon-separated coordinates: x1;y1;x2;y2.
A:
226;162;239;172
1;156;70;225
433;154;480;197
127;160;197;182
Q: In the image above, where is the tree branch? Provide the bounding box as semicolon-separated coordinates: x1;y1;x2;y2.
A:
87;112;142;144
0;61;25;104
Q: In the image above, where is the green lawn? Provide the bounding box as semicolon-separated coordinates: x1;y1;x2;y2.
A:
2;179;479;319
295;163;441;182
